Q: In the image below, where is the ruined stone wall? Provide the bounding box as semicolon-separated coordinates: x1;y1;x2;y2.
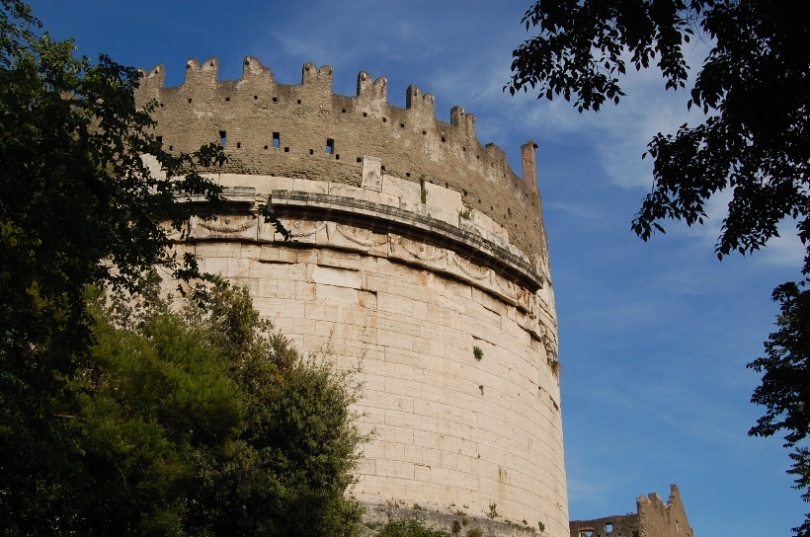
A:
636;485;693;537
570;514;640;537
570;485;694;537
138;60;566;537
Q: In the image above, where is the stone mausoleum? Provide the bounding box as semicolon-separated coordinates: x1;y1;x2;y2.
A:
136;57;693;537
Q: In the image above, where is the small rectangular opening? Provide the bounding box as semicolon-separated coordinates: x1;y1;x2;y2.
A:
325;138;334;154
219;131;227;147
272;132;280;149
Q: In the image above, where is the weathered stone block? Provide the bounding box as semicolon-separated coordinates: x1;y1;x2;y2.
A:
424;181;462;216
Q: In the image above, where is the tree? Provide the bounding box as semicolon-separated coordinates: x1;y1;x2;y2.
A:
4;282;364;537
508;0;810;534
749;282;810;537
180;284;364;537
0;2;360;534
0;0;223;530
62;288;245;537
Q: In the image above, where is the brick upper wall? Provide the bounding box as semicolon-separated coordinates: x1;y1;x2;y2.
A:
135;58;550;267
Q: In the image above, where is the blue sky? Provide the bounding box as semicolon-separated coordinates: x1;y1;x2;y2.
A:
27;1;804;534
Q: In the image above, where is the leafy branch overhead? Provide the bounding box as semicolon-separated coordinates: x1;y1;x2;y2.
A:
509;0;810;270
508;0;695;111
509;1;810;535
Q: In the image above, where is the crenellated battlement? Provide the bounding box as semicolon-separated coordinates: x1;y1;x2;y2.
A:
136;58;549;264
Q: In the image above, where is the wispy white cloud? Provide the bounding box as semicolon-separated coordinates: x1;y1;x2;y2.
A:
657;187;805;271
545;201;606;220
755;229;806;270
505;41;715;190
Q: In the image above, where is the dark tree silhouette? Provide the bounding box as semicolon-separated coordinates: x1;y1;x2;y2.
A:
508;1;810;534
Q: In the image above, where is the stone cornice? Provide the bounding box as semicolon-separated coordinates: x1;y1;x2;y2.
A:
269;190;546;293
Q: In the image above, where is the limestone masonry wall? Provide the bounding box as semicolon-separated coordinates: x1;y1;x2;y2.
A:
138;60;566;537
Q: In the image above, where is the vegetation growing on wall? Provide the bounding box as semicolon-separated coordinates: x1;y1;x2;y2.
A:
377;517;451;537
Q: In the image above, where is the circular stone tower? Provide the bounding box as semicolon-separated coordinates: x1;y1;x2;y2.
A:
138;58;567;535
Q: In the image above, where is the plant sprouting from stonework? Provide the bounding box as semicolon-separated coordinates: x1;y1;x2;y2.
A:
473;346;483;361
259;202;293;241
378;516;452;536
487;502;499;519
548;357;560;377
459;207;472;220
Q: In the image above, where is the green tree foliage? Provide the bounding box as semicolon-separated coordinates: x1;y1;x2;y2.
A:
749;282;810;536
181;284;364;537
509;0;809;266
0;0;223;529
509;1;810;533
65;291;244;536
5;283;364;536
0;0;360;533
